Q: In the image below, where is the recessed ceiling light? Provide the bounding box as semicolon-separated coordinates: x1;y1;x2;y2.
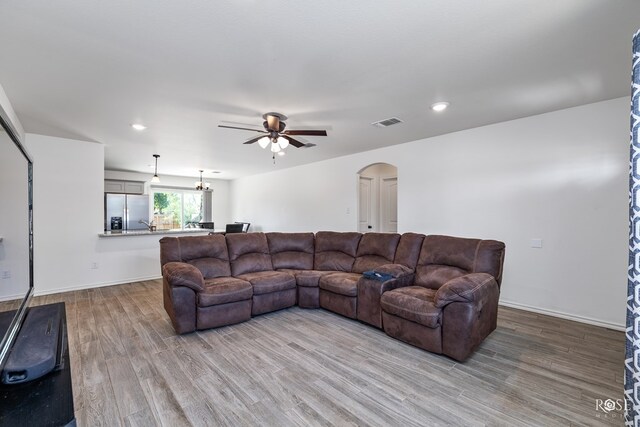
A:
131;123;147;131
431;102;449;112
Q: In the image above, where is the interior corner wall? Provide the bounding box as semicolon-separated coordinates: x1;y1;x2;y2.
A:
26;134;106;294
230;97;629;328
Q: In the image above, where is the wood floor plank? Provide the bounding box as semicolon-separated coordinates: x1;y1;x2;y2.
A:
54;278;624;425
182;399;226;427
79;339;108;387
77;380;123;427
141;377;191;427
105;356;150;418
194;373;261;425
123;408;157;427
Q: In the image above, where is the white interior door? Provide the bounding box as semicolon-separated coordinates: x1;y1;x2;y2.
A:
358;177;374;232
380;177;398;232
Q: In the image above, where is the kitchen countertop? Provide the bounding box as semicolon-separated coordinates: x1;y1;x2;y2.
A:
99;229;223;237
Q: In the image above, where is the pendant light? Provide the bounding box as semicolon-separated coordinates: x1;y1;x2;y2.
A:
195;170;210;191
151;154;160;183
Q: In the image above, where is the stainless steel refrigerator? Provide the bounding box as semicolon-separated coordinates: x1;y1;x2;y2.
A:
105;194;150;231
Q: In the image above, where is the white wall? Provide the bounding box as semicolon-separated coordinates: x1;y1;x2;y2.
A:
26;134;105;294
0;83;24;143
231;97;629;329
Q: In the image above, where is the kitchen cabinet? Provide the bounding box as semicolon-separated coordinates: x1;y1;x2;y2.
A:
104;179;145;194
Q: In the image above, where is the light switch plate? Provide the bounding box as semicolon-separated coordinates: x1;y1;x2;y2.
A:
531;238;543;248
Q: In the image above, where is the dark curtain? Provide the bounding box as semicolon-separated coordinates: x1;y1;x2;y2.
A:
626;29;640;425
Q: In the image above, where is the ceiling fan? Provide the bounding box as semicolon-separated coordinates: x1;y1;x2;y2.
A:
218;112;327;155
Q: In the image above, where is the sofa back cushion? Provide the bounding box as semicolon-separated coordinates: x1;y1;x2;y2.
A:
226;233;273;276
393;232;425;269
314;231;362;271
474;240;506;286
159;235;231;279
266;232;315;270
352;233;400;273
415;235;505;290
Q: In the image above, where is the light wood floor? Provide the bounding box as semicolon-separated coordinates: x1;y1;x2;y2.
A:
25;279;624;426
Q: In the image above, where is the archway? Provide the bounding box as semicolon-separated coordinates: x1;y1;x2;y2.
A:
357;163;398;232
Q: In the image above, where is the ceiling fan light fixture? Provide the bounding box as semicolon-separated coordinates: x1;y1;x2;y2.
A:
278;151;286;156
277;137;289;149
218;112;326;161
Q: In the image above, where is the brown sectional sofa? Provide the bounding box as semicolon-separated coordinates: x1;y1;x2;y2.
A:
159;231;505;361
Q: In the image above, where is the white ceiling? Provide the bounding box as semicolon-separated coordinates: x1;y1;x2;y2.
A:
0;1;638;180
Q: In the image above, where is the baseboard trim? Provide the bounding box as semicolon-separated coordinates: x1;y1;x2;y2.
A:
0;292;27;303
33;275;162;297
499;299;624;331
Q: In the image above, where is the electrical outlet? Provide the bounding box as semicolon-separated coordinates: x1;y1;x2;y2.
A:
1;270;10;279
346;208;350;214
90;262;99;270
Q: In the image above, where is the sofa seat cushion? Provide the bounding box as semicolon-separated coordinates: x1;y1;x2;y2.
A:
319;272;361;297
236;271;296;295
294;270;335;288
276;268;302;275
381;286;441;328
198;277;253;307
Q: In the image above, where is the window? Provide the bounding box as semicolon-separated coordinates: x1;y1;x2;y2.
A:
152;189;207;230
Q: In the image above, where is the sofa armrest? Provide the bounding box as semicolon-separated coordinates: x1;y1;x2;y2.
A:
162;262;205;292
374;263;413;279
434;273;498;309
358;272;414;294
356;268;415;328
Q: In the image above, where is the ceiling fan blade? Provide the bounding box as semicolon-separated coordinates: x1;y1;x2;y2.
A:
266;115;280;132
281;135;306;148
243;135;267;145
283;130;327;136
218;125;268;133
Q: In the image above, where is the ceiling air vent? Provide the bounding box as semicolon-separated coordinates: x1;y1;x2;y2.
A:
371;117;403;128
